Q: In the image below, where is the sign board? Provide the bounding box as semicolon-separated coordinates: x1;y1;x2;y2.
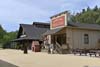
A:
51;11;67;29
52;16;65;28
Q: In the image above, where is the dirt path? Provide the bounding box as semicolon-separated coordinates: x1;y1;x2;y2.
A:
0;49;100;67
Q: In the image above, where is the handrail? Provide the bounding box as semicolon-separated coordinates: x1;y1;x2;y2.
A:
55;41;61;48
55;41;62;54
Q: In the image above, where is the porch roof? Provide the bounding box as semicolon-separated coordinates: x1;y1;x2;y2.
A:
43;27;64;35
12;37;40;42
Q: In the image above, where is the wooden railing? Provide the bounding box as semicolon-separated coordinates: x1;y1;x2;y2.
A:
54;41;62;54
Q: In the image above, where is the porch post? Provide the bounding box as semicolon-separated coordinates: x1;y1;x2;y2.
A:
23;41;28;54
55;35;57;44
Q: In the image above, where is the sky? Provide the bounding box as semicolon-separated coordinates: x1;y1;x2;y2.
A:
0;0;100;32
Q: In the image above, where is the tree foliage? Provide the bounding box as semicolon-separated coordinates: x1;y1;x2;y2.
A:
70;6;100;25
0;25;6;44
0;25;17;47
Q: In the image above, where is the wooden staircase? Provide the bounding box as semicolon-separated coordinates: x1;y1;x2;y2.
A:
54;42;62;54
54;42;70;54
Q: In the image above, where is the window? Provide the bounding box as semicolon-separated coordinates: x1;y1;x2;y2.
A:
84;34;89;44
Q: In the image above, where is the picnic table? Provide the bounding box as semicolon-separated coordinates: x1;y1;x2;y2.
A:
73;49;89;56
89;50;100;57
73;49;100;57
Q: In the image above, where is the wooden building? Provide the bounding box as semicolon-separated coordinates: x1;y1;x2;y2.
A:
44;11;100;54
14;22;50;53
13;11;100;54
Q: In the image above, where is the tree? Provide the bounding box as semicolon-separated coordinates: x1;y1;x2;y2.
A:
70;6;100;25
2;31;18;48
0;25;6;45
0;25;18;48
96;16;100;24
93;5;98;11
82;9;85;13
87;6;91;11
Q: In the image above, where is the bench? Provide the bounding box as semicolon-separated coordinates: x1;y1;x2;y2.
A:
97;51;100;56
73;49;89;56
89;50;97;57
88;49;100;57
73;49;100;57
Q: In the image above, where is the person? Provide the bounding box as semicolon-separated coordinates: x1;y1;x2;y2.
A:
47;44;50;54
50;44;54;54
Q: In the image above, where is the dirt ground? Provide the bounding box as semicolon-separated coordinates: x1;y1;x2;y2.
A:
0;49;100;67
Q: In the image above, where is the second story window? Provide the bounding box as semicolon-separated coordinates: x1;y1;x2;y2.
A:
84;34;89;44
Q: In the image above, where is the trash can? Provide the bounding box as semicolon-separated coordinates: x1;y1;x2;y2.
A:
31;41;40;52
34;45;40;52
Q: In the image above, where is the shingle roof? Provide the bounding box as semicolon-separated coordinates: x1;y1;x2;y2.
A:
19;24;49;40
43;27;64;35
15;22;100;41
33;22;50;25
68;22;100;30
43;22;100;35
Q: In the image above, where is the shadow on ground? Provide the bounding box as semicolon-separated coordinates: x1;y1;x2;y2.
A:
0;60;18;67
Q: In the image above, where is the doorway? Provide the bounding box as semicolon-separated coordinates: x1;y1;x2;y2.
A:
51;33;66;45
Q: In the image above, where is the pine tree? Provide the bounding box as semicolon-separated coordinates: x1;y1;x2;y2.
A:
93;5;98;11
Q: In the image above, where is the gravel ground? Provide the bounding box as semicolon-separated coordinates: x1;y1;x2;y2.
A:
0;49;100;67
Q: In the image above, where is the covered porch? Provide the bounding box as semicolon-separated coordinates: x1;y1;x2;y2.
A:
43;27;71;54
12;38;42;54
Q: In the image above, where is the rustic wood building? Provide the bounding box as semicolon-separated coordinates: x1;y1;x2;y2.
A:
44;11;100;54
13;11;100;54
14;22;50;53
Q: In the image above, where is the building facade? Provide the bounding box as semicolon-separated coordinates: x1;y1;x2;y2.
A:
44;11;100;54
14;11;100;54
14;22;50;53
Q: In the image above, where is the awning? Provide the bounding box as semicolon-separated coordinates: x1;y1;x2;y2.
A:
43;27;64;35
12;37;40;42
12;38;29;42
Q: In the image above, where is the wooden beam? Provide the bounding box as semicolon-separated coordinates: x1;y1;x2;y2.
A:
23;42;28;54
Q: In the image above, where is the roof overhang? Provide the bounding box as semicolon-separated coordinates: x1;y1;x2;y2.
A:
67;26;100;31
43;27;65;35
12;37;40;42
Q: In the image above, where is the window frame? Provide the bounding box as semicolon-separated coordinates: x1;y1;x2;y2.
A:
84;34;89;44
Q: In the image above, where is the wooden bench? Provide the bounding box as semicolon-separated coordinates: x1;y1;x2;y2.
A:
73;49;89;56
89;50;97;57
97;51;100;56
73;49;100;57
88;49;100;57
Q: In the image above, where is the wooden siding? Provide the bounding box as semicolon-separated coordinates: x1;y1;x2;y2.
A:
66;28;100;49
